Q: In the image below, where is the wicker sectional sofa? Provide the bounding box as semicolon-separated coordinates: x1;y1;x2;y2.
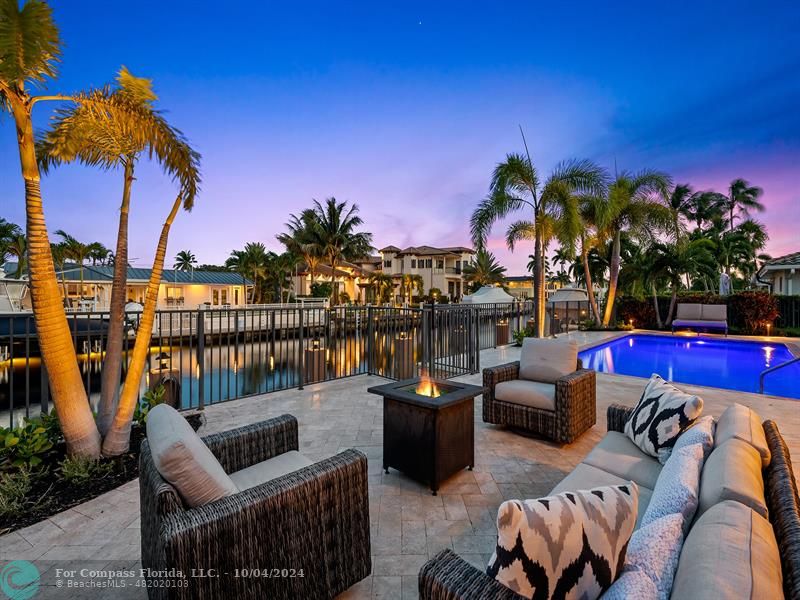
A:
139;414;371;600
419;405;800;599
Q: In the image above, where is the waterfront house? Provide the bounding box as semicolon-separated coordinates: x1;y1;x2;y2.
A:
377;245;475;301
757;251;800;295
2;263;252;310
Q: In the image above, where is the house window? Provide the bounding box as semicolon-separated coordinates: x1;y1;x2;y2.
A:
167;286;181;298
426;259;432;268
212;289;220;305
234;288;239;305
411;259;416;268
383;260;392;268
221;289;228;305
437;260;444;269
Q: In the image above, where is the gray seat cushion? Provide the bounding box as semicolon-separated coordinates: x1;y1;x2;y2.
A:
519;337;577;383
494;380;555;411
146;404;238;507
672;319;727;329
715;403;771;467
583;431;663;489
701;304;727;321
675;303;702;320
671;501;783;600
550;462;653;529
229;450;314;491
697;439;768;519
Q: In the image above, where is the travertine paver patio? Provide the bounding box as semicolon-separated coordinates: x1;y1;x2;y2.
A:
1;331;798;599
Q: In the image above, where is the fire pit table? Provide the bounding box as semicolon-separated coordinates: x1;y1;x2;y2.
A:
367;376;483;495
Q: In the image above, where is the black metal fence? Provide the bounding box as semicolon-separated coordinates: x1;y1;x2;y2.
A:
0;301;533;427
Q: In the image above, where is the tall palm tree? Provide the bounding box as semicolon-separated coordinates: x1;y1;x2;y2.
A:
471;149;606;336
0;0;102;456
173;250;197;272
659;183;694;241
462;249;507;293
225;249;250;302
650;239;716;324
594;170;672;326
276;208;324;291
400;273;424;302
50;241;68;298
54;230;90;295
38;67;200;442
685;190;726;232
306;198;374;305
722;179;764;233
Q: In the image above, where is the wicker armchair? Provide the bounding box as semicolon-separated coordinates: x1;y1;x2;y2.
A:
139;414;371;600
482;358;596;443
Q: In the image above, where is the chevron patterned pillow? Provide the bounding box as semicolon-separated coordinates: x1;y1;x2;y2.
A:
624;374;703;459
487;483;639;600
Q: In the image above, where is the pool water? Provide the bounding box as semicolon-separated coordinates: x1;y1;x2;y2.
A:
578;334;800;399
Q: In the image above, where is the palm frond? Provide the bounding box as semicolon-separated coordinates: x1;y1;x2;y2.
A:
0;0;61;88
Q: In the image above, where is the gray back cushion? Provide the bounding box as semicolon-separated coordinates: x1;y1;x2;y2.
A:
519;337;578;383
676;304;702;320
701;304;727;321
146;404;238;507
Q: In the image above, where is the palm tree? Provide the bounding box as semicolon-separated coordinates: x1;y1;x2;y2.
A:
462;249;507;293
471;148;606;336
650;239;716;324
368;271;393;304
306;198;374;304
38;67;200;444
400;273;424;303
54;230;90;295
173;250;197;272
659;183;694;241
269;252;299;303
50;242;68;298
593;170;672;326
276;208;324;291
87;242;110;265
0;218;22;266
225;249;250;302
685;190;726;232
6;234;27;279
722;179;764;233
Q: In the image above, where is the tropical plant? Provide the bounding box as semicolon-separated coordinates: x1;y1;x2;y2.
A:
310;281;333;299
0;416;57;469
304;198;373;304
593;170;672;326
462;249;506;292
721;179;764;233
38;66;200;447
133;384;166;427
54;230;91;293
685;190;726;232
471;143;606;336
0;218;22;266
648;239;716;324
0;0;103;456
276;208;324;288
173;250;196;272
226;243;268;303
87;242;110;265
5;234;27;278
59;455;113;483
0;468;32;518
368;271;393;304
400;273;424;302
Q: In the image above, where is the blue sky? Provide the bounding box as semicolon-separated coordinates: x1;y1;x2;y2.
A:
1;0;798;272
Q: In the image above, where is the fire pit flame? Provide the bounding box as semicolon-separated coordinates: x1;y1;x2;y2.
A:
415;375;441;398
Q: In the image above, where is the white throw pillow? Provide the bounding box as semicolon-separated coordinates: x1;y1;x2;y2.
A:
519;337;578;383
658;415;715;465
624;374;703;459
146;404;238;507
487;483;638;599
641;442;704;532
620;513;686;600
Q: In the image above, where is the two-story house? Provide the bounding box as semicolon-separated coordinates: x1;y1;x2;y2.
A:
378;245;475;301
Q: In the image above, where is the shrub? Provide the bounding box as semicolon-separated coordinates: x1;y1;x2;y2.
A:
338;291;351;304
727;291;779;334
60;456;114;484
0;415;59;470
0;468;31;518
616;297;658;329
134;384;166;427
310;282;332;298
513;324;536;346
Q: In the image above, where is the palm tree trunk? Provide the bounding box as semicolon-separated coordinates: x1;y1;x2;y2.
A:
531;218;544;337
11;101;100;458
98;160;134;436
602;230;622;327
581;240;602;325
330;257;338;305
666;286;678;326
652;283;663;329
102;195;182;456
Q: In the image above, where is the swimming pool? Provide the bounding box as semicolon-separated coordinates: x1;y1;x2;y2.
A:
578;334;800;399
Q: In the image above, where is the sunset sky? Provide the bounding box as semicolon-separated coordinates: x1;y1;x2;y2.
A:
1;1;798;274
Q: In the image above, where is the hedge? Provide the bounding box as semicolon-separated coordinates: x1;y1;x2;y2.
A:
616;292;780;334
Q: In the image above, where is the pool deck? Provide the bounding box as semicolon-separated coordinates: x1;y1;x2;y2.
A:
1;330;797;599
